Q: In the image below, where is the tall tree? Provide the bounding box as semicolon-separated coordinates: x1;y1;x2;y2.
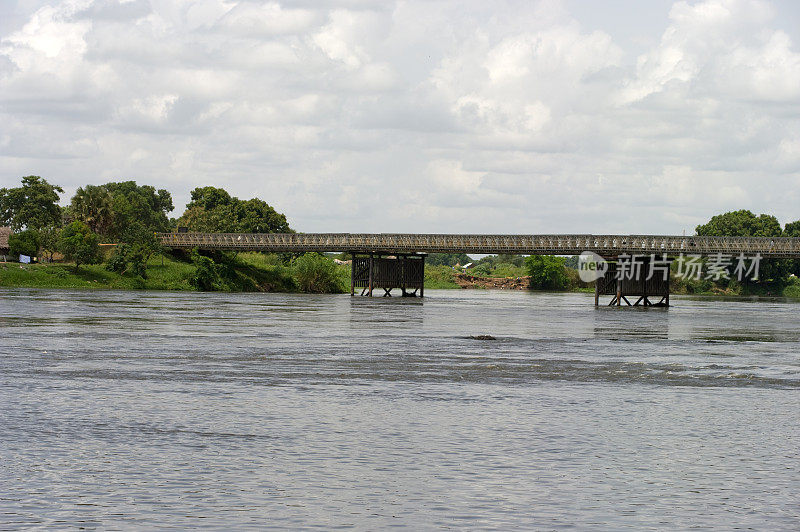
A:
178;186;291;233
696;210;786;283
71;185;113;235
101;181;174;237
695;210;782;237
784;220;800;277
0;176;64;231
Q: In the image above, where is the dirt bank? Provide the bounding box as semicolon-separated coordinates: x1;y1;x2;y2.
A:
453;273;531;290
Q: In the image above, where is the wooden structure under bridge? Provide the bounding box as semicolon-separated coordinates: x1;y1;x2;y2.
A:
595;256;672;307
350;253;426;297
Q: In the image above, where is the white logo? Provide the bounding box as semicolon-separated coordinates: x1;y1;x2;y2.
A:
578;251;608;282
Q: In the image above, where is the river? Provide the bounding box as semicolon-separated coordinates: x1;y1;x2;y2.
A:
1;288;799;529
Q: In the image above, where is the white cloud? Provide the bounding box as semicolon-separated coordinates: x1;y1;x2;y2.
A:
1;0;799;233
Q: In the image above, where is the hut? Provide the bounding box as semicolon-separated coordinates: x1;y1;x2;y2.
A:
0;226;10;261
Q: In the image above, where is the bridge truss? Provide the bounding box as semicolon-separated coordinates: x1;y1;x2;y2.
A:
159;233;800;258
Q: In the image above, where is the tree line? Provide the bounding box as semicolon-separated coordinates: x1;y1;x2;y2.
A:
0;176;291;276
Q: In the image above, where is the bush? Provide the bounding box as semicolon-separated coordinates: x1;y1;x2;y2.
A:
190;250;224;291
106;242;150;278
8;229;40;258
293;253;345;293
60;221;100;269
526;255;569;291
784;277;800;298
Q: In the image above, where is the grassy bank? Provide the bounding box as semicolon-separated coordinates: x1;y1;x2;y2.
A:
4;255;799;298
0;252;349;293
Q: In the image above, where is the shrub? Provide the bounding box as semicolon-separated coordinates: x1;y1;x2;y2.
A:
526;255;569;291
59;221;100;269
190;250;224;291
8;229;40;258
293;253;345;293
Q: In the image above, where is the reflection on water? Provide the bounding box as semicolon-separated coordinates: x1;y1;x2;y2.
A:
1;288;799;529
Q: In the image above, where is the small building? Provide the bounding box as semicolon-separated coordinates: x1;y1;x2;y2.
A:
0;226;10;261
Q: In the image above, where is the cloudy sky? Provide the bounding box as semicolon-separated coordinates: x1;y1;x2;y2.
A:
1;0;799;234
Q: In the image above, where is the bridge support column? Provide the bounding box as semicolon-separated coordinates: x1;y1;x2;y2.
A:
350;253;426;297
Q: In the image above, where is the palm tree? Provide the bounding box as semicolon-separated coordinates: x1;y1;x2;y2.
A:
71;185;113;235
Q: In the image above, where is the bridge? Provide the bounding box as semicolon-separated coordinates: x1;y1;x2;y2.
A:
158;232;800;305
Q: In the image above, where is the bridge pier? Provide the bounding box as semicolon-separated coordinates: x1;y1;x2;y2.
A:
595;257;671;307
350;253;426;297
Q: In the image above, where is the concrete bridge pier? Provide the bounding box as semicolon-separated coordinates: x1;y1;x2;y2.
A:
350;253;426;297
595;257;671;307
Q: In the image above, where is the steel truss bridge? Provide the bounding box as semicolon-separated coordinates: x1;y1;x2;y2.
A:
158;233;800;258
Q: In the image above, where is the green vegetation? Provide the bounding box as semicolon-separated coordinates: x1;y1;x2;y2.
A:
0;251;351;293
293;253;348;293
59;221;101;270
427;253;472;267
0;176;63;231
8;230;40;258
526;255;569;290
178;186;290;233
424;264;460;289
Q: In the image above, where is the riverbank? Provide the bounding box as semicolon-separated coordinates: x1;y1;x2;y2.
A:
2;257;799;298
0;253;304;292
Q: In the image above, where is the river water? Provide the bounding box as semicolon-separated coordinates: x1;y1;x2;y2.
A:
1;288;799;529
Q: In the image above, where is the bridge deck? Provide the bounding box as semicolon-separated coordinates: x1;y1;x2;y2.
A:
158;233;800;258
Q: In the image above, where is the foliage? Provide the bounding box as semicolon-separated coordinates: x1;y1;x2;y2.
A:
100;181;174;237
0;176;64;231
422;264;458;288
476;254;526;268
695;210;789;283
471;263;493;276
526;255;569;290
179;186;291;233
106;223;162;278
71;185;113;235
427;253;473;267
492;262;527;278
60;221;101;269
784;277;800;299
39;226;61;262
293;253;346;293
696;210;782;238
8;229;40;258
190;250;225;291
106;244;148;278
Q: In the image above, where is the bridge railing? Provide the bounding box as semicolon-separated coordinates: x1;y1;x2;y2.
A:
157;233;800;258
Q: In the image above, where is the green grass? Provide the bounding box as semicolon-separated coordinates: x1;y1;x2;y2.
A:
0;255;196;291
0;252;349;293
424;264;460;289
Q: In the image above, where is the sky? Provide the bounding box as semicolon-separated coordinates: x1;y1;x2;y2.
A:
1;0;799;235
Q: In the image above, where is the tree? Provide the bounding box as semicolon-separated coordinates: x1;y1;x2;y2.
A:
8;230;40;258
427;253;473;267
39;226;61;262
784;220;800;276
526;255;569;290
784;220;800;238
696;210;786;283
0;176;64;231
106;222;161;277
696;210;782;238
60;221;100;270
71;185;113;235
178;186;291;233
101;181;174;237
